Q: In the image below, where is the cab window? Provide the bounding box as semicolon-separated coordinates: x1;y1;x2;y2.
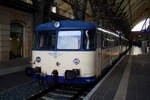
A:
83;30;96;50
36;31;56;50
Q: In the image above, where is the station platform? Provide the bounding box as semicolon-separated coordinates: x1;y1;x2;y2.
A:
0;57;31;76
0;71;33;91
0;57;32;92
84;46;150;100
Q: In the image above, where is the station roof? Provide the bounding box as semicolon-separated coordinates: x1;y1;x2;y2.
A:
2;0;150;35
113;0;150;27
35;20;96;31
57;0;150;29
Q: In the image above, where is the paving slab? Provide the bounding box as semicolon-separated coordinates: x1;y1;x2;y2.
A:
85;47;150;100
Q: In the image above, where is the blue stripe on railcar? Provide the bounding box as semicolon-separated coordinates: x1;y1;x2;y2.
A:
33;74;96;84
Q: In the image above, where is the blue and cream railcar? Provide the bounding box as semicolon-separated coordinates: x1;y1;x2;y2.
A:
26;20;127;84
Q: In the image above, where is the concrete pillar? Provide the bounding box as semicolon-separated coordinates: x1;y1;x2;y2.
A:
33;0;53;27
0;24;10;61
89;0;100;25
0;7;10;61
72;0;88;20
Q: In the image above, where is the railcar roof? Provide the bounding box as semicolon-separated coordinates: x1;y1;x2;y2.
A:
97;27;120;38
35;20;97;31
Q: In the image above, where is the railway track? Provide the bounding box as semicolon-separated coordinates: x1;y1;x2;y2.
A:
26;58;117;100
27;53;119;100
26;58;119;100
27;83;94;100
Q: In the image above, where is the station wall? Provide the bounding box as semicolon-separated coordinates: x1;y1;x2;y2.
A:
0;5;33;61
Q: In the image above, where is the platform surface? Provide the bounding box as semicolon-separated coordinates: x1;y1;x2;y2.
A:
0;57;31;76
0;57;32;92
85;46;150;100
0;71;33;92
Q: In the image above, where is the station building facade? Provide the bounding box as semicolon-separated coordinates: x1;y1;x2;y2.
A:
0;0;92;62
0;5;33;61
0;0;71;62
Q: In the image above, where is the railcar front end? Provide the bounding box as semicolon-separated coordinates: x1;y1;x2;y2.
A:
26;21;97;84
25;20;129;85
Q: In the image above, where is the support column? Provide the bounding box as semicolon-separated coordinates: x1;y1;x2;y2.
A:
0;7;10;61
89;0;101;25
71;0;88;20
32;0;53;28
0;24;10;61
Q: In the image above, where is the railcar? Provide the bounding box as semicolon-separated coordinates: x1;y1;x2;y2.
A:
25;20;128;84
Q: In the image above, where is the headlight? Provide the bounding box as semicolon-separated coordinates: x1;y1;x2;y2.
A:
36;57;41;63
54;21;60;28
73;58;80;65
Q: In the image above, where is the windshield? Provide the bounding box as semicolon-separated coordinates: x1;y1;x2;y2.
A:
36;31;56;50
57;31;81;49
35;30;96;50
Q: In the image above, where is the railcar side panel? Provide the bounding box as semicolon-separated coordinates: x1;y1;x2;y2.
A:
101;48;111;70
111;46;120;61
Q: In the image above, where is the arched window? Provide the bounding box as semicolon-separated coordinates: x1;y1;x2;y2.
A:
10;23;23;34
10;23;23;59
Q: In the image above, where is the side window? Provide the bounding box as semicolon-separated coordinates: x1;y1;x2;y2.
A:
115;37;119;46
102;33;108;48
102;33;114;48
97;30;101;48
102;33;120;48
83;30;96;50
109;36;115;47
